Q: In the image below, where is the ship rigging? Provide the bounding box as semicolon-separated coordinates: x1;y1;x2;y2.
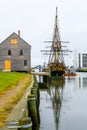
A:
41;7;70;76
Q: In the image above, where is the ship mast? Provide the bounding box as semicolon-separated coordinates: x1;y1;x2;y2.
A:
54;7;60;63
48;7;64;65
41;7;71;76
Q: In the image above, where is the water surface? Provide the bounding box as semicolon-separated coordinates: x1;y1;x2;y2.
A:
40;72;87;130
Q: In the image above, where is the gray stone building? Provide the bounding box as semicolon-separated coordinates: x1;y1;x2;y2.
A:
0;31;31;72
78;53;87;68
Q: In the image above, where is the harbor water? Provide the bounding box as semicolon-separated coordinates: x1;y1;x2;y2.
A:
39;72;87;130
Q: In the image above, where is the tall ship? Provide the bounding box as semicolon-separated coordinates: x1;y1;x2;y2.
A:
41;7;69;77
49;7;66;76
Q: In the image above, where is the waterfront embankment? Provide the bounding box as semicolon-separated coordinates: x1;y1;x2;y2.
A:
0;73;40;130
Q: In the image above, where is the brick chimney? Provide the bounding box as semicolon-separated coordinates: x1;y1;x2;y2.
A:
18;30;20;37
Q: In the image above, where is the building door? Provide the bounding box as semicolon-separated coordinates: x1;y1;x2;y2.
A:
5;60;11;70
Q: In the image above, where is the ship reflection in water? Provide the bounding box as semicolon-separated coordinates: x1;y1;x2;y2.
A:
49;77;65;130
40;73;87;130
40;77;65;130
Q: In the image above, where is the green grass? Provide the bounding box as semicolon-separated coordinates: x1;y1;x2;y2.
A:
0;72;28;92
0;72;32;127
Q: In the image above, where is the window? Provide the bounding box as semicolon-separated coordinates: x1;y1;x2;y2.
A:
24;60;27;66
10;39;18;45
8;50;11;55
19;50;23;55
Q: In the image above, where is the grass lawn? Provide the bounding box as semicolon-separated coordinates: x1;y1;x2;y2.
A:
0;72;29;93
0;72;32;127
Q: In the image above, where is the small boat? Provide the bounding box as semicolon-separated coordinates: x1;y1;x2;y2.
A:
63;73;76;76
63;66;77;76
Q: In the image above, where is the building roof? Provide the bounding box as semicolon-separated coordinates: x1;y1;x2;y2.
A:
0;32;31;47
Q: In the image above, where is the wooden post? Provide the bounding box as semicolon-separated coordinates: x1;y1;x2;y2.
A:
27;95;39;130
31;87;40;124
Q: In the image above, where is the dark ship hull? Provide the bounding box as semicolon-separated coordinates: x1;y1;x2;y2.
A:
51;70;65;76
49;63;66;77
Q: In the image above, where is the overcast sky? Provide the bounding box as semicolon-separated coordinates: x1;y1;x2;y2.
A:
0;0;87;67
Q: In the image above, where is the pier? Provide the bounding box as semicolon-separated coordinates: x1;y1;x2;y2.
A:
31;72;49;76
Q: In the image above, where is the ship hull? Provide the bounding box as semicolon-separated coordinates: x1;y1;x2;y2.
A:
49;62;65;77
51;70;65;77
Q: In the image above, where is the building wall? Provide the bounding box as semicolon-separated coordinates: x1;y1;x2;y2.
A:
82;54;87;67
77;53;87;68
0;32;31;71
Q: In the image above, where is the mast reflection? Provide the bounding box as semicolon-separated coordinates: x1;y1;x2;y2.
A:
49;77;65;130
